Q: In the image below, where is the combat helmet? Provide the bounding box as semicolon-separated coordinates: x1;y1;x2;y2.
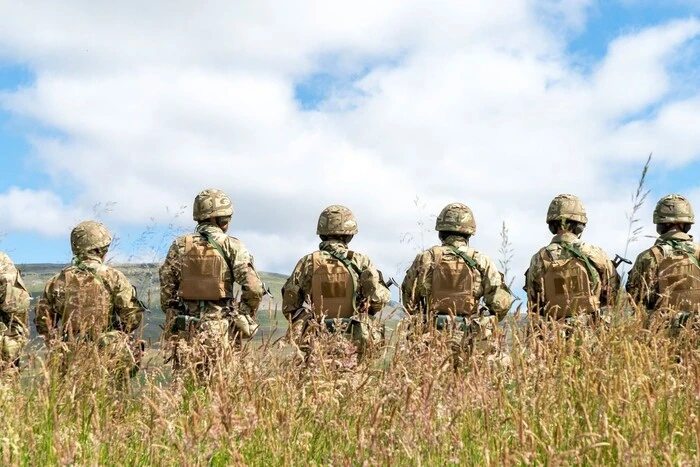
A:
653;194;695;225
71;221;112;257
435;203;476;235
193;189;234;222
316;205;358;236
546;194;588;224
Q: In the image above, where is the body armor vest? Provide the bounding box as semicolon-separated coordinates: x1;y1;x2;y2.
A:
179;234;228;301
62;267;112;340
539;248;599;319
652;243;700;313
430;246;479;316
311;250;356;318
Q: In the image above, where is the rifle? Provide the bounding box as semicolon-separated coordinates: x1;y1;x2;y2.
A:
612;254;632;269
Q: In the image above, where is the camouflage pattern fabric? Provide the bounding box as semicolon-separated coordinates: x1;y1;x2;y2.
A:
169;318;231;380
401;235;512;367
160;222;263;377
0;253;30;367
627;230;700;313
401;236;513;319
282;239;391;359
434;203;476;235
34;253;145;379
160;222;264;322
525;232;620;317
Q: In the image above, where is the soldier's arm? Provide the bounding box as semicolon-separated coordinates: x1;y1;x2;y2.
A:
229;240;264;315
357;257;391;313
0;258;30;332
111;270;145;333
479;256;513;321
524;253;543;312
401;253;427;314
588;247;621;308
159;242;182;324
626;252;656;310
34;276;61;338
282;257;311;318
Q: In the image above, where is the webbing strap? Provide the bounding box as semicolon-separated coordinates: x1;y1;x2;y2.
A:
448;245;478;269
661;239;700;268
324;248;360;312
200;231;235;285
559;242;600;289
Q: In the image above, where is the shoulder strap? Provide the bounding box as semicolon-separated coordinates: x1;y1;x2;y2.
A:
200;231;235;280
660;239;700;268
325;249;363;278
447;245;478;269
559;242;599;288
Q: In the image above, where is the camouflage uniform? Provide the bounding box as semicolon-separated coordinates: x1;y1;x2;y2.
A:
35;221;145;380
0;253;30;369
627;195;700;336
402;203;513;366
159;189;264;376
525;195;620;335
282;205;391;363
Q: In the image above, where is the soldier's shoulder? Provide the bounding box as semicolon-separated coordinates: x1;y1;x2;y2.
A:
578;241;611;262
471;248;495;265
529;246;549;264
0;252;13;265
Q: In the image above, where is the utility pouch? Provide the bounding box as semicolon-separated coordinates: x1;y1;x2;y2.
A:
434;314;469;332
172;315;202;333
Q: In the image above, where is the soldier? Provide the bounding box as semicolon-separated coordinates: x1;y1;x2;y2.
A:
34;221;145;381
525;194;620;334
160;189;264;377
0;253;30;371
282;205;391;363
402;203;513;366
627;194;700;335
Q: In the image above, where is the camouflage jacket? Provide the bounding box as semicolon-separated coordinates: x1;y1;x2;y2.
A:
525;232;620;311
626;230;700;311
282;239;391;317
401;236;513;320
34;255;145;338
0;253;30;335
159;223;264;322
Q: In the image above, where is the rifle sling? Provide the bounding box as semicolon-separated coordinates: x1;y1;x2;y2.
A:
559;242;600;289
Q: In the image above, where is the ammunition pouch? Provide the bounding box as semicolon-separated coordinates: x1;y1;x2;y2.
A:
172;315;203;333
434;315;470;332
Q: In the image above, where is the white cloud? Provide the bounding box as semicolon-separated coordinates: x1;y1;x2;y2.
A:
0;187;87;236
0;1;699;292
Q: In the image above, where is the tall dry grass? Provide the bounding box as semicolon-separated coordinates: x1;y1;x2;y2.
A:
1;314;699;465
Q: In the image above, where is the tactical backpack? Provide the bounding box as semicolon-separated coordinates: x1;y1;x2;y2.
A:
652;240;700;313
539;243;599;319
178;233;228;301
311;250;358;319
430;246;480;316
61;265;112;340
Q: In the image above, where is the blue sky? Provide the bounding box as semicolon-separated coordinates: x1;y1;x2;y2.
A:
1;0;700;285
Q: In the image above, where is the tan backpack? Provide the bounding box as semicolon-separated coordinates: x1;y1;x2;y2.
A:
430;246;479;316
652;240;700;313
178;233;228;301
539;243;599;319
311;250;358;319
61;266;112;340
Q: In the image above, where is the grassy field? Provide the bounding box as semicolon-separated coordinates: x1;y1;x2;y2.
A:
11;258;700;465
2;311;700;465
